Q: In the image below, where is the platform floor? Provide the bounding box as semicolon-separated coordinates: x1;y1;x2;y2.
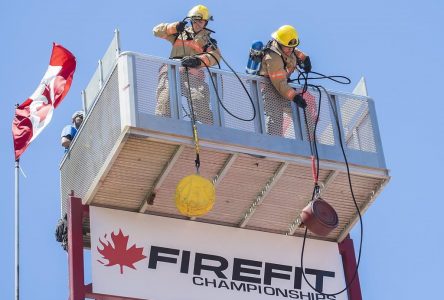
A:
77;132;389;247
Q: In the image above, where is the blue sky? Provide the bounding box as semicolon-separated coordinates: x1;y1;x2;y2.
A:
1;0;443;299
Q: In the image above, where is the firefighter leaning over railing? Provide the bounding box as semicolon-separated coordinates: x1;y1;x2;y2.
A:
152;4;221;125
259;25;313;136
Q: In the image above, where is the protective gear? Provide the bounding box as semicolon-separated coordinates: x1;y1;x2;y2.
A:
293;94;307;108
259;40;298;100
300;56;312;73
176;21;187;33
71;110;84;122
187;4;213;21
153;13;220;125
181;56;201;68
246;40;264;75
153;23;221;65
271;25;299;48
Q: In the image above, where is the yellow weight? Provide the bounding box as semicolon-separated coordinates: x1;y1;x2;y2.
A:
175;174;215;217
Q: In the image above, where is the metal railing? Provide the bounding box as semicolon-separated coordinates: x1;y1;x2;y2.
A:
132;53;384;160
82;29;120;114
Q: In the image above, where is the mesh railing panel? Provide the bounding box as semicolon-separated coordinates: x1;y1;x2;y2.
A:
84;67;101;113
101;34;119;80
178;68;214;125
135;57;168;116
131;54;380;155
260;81;295;139
84;32;120;114
303;87;335;146
218;74;256;132
347;112;376;152
337;95;376;152
60;68;121;215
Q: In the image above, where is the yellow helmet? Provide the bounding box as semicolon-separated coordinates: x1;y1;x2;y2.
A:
187;4;213;21
271;25;299;47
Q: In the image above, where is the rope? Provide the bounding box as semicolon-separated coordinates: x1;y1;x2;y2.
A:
197;53;257;122
297;70;364;297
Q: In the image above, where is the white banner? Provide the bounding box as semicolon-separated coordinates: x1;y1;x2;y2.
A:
91;207;347;300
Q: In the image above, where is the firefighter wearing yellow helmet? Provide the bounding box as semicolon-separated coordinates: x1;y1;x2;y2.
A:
153;4;221;125
259;25;312;136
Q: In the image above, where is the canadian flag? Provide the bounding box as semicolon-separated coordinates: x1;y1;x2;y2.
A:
12;43;76;160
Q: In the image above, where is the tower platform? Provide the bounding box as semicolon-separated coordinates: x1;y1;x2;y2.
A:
60;34;389;246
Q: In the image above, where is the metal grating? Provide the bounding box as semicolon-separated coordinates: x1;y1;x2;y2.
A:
204;155;283;225
84;67;101;113
311;87;336;146
130;53;383;160
347;113;376;152
135;57;167;115
246;166;331;233
101;32;119;80
260;82;295;139
219;74;256;132
84;32;120;113
83;134;388;242
178;68;214;125
60;68;121;216
338;95;376;152
146;146;228;216
91;138;179;211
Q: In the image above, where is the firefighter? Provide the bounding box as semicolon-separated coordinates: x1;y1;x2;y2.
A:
259;25;312;136
153;4;221;125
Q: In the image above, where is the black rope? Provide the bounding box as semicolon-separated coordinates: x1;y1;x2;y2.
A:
197;54;257;122
289;71;351;85
297;70;363;297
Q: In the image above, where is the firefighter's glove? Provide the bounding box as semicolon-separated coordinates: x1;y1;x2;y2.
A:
301;56;312;73
293;94;307;109
176;21;187;33
181;56;201;68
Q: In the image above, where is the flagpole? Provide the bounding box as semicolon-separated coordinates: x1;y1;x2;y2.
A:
14;159;20;300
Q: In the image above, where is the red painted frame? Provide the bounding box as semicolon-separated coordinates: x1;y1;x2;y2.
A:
338;235;362;300
67;195;362;300
67;195;144;300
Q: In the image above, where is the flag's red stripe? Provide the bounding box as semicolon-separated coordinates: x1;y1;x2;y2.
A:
12;103;34;159
51;44;76;108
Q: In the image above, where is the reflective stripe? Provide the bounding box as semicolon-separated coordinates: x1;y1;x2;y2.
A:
173;39;204;53
269;70;287;79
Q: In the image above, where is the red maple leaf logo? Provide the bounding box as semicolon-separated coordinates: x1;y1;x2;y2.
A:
97;229;146;274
